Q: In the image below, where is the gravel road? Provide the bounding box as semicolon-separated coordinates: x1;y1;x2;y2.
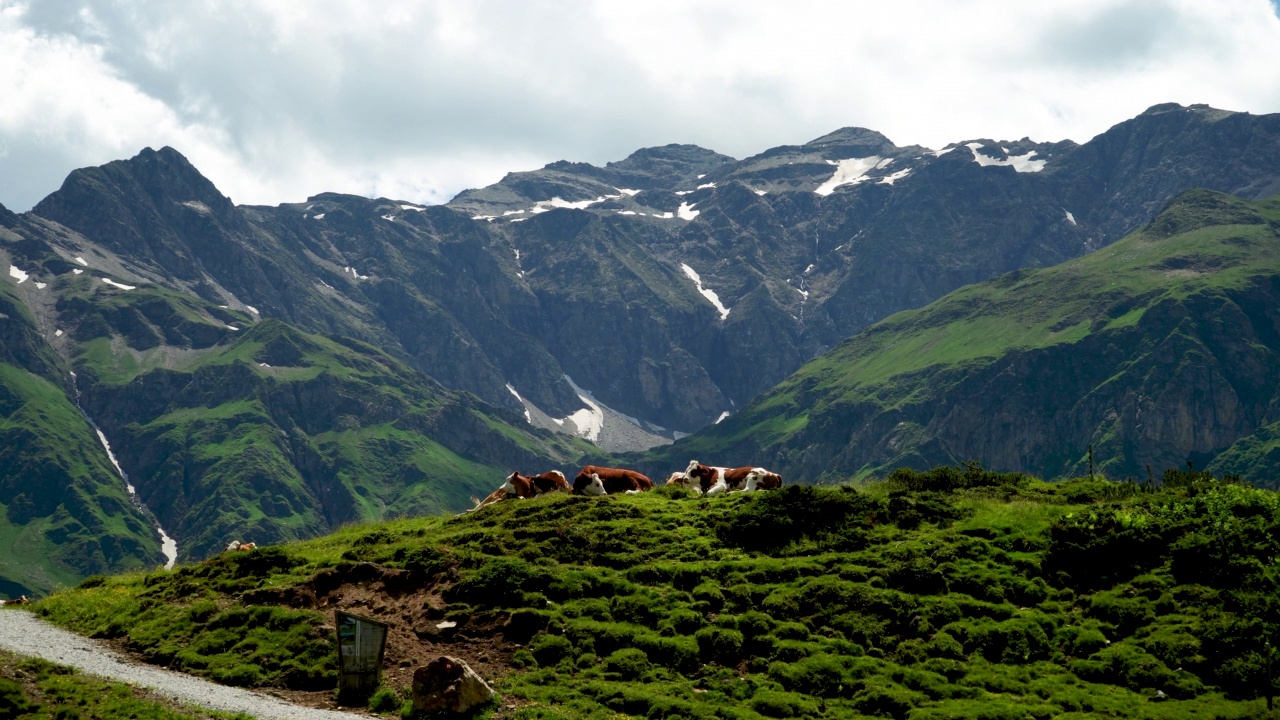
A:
0;609;370;719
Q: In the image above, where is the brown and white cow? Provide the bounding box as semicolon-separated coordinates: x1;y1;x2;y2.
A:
665;471;697;490
469;470;572;512
573;465;653;495
686;460;783;494
740;468;784;492
528;470;571;495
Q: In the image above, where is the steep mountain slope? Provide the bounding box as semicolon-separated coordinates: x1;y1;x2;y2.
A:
1;210;589;582
1;246;165;597
632;190;1280;486
20;103;1280;444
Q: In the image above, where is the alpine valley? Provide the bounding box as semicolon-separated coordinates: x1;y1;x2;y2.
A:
4;102;1280;598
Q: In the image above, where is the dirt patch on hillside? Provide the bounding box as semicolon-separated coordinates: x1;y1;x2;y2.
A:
241;562;528;714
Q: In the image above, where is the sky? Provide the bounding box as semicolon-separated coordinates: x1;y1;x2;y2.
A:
2;0;1280;212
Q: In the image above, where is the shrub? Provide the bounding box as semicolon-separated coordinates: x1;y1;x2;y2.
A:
368;686;400;713
660;608;704;636
748;689;817;719
529;633;573;666
511;649;537;669
773;621;810;640
602;648;650;678
448;557;553;607
851;676;920;720
737;611;775;639
768;654;848;697
633;634;699;674
695;627;744;664
211;662;263;687
717;485;883;552
611;594;658;627
887;462;1029;493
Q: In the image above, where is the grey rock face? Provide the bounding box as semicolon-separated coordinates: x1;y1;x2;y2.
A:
16;105;1280;445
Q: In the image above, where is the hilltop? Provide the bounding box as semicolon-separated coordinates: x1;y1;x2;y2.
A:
25;467;1280;719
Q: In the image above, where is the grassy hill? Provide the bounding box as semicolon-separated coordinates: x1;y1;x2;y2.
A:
28;468;1280;719
629;190;1280;486
0;274;165;598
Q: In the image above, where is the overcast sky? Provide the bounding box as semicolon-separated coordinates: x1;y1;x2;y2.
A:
2;0;1279;212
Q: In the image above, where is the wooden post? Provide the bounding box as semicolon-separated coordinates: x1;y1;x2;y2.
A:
1088;445;1095;479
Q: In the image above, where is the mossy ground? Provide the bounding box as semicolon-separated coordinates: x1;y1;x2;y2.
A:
0;649;252;719
33;466;1280;719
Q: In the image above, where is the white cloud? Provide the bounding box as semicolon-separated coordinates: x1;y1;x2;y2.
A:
1;0;1278;211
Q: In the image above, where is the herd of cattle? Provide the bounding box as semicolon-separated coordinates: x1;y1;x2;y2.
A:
470;460;784;511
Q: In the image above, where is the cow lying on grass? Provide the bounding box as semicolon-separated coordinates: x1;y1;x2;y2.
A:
225;541;257;551
470;470;571;511
573;465;652;495
673;460;783;494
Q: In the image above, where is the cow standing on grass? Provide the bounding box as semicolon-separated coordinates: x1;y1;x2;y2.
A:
573;465;653;495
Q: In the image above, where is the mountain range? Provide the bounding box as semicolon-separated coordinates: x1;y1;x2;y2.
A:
3;101;1280;596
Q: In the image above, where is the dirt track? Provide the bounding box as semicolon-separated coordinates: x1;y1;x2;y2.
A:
0;609;370;719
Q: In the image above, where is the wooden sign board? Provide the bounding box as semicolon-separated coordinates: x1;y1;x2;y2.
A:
335;610;388;696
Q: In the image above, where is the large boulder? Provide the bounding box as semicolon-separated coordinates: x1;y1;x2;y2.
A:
411;656;495;715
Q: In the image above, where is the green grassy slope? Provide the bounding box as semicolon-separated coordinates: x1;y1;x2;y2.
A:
32;468;1280;719
0;278;165;598
68;301;591;561
631;190;1280;485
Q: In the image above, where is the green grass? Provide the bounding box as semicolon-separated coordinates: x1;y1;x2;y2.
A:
32;466;1280;719
0;650;253;719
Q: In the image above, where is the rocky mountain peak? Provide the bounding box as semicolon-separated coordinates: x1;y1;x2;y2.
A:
1139;102;1238;120
803;126;896;152
605;144;737;186
32;145;236;235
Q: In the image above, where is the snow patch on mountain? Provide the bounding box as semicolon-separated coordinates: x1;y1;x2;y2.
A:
102;278;136;290
561;375;604;442
878;168;912;185
505;384;533;423
815;156;892;195
677;202;700;220
8;265;28;283
967;143;1047;172
75;257;88;266
681;263;730;320
1064;209;1077;226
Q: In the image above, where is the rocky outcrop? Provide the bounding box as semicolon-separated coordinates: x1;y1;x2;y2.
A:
411;656;495;716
